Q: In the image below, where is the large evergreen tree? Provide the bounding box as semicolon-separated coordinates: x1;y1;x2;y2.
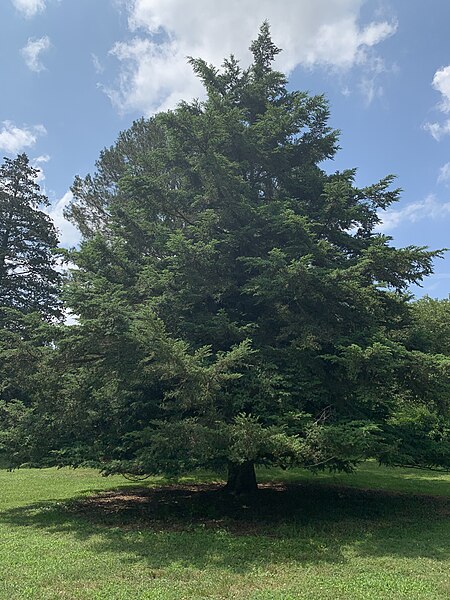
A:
21;25;449;491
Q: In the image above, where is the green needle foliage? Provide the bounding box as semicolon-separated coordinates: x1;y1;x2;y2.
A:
0;154;62;465
0;154;61;319
16;24;450;492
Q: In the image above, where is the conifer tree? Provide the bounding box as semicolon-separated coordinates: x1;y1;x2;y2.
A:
0;153;60;320
0;154;61;465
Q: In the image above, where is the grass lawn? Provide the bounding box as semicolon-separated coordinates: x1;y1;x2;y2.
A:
0;462;449;599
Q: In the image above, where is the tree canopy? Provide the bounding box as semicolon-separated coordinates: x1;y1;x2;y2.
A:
0;154;61;320
7;24;449;492
0;154;62;465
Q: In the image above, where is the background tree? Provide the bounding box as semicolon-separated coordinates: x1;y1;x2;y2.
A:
0;154;62;465
408;296;450;355
0;153;61;319
68;118;167;238
20;24;449;492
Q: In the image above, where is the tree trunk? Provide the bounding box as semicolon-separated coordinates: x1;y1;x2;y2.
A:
224;461;258;494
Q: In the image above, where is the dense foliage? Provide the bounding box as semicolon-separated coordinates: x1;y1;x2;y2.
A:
0;154;61;319
0;154;62;465
2;26;449;491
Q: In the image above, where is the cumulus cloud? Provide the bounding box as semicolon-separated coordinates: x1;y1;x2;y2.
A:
21;36;51;72
0;121;46;154
432;66;450;113
105;0;397;115
11;0;46;18
378;194;450;232
424;65;450;140
45;191;81;248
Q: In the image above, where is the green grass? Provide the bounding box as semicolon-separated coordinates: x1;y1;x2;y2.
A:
259;461;450;496
0;463;449;599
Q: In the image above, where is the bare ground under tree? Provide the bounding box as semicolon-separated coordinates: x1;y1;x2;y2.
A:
66;481;450;534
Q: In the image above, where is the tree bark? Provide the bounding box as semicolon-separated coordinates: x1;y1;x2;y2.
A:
224;461;258;494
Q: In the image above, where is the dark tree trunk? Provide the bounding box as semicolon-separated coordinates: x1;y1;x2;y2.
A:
224;461;258;494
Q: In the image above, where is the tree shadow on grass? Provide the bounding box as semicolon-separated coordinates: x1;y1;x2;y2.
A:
260;464;450;497
0;482;448;572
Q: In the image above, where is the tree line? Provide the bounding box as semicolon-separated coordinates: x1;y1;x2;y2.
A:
1;24;449;493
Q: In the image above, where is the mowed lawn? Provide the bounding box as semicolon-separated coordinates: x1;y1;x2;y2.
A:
0;463;449;599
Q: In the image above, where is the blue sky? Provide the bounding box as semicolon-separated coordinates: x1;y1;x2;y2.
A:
1;0;450;298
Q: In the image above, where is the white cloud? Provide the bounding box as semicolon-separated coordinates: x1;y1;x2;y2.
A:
33;166;46;184
21;36;51;72
33;153;50;164
106;0;397;115
358;77;380;105
424;119;450;141
357;54;396;105
91;53;104;74
107;37;204;114
378;194;450;232
0;121;46;154
11;0;46;18
438;162;450;184
432;65;450;113
31;154;50;184
424;65;450;139
45;191;81;248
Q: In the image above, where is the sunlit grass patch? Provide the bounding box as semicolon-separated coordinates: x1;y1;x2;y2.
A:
0;463;448;599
